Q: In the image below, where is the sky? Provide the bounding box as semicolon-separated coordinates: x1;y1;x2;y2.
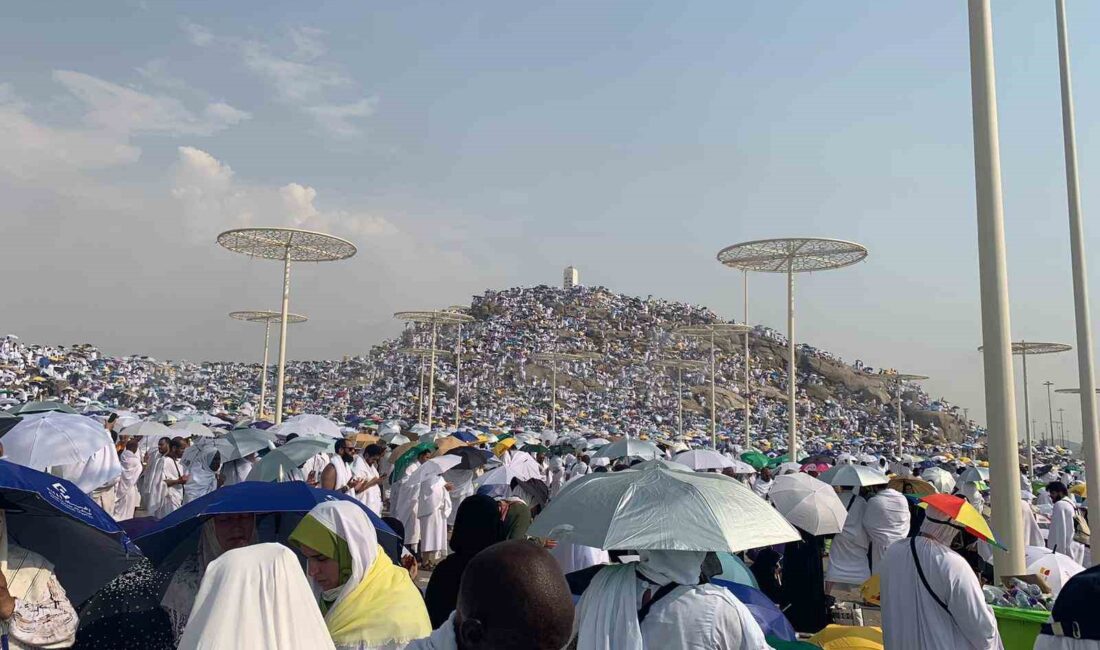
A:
3;1;1100;442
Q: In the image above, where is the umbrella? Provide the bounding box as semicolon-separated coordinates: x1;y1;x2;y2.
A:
593;439;660;461
445;447;493;470
133;482;401;567
1024;545;1084;595
921;467;957;494
0;460;138;606
475;465;516;489
528;463;799;552
768;473;848;536
920;494;1002;548
0;410;22;436
152;410;180;424
278;414;343;439
775;462;803;476
514;478;551;509
714;552;759;588
433;436;467;457
1;412;113;469
503;451;545;482
390;442;435;482
384;432;411;445
377;420;401;438
406;455;463;487
632;459;695;473
494;437;518;456
585;437;610;449
169;421;214;438
119;420;172;440
451;430;479;443
521;443;550;455
674;449;734;471
741;451;770;470
809;625;883;650
801;462;831;474
8;400;77;415
958;466;990;484
245;437;335;482
818;464;888;488
888;477;937;497
712;579;796;642
213;429;274;461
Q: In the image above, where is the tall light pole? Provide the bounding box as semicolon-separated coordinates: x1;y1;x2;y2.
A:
1044;381;1056;447
1055;2;1100;553
893;374;928;457
446;305;472;427
1058;408;1066;447
229;310;307;419
530;351;599;432
966;0;1024;578
655;359;707;438
742;271;751;449
395;311;473;430
674;324;751;449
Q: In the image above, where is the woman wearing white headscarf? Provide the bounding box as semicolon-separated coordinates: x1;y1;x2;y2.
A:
182;447;221;505
573;550;769;650
0;511;79;649
290;501;431;650
178;543;335;650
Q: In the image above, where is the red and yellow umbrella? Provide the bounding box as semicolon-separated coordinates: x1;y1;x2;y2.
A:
920;493;1003;549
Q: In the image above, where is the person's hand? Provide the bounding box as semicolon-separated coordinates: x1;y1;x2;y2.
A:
543;538;558;550
179;474;191;484
444;483;454;492
401;554;419;580
0;570;14;620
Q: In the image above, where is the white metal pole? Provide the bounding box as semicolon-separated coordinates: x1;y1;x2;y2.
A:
455;323;462;428
1045;382;1056;448
417;354;425;424
677;366;683;438
710;330;717;449
1056;1;1100;560
551;359;558;432
427;321;438;430
787;258;797;462
967;0;1025;577
897;381;904;458
1021;347;1035;483
274;254;291;425
259;320;271;419
744;270;751;450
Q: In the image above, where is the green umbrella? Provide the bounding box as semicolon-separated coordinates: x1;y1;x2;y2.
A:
391;442;435;482
767;454;790;469
741;452;770;470
9;400;77;415
521;444;550;454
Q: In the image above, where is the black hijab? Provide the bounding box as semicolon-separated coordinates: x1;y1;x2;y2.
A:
423;495;504;627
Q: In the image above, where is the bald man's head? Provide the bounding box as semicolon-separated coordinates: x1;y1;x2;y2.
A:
455;540;574;650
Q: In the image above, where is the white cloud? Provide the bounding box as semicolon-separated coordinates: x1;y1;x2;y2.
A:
54;70;250;137
288;26;327;62
304;98;377;137
182;19;214;47
240;39;349;105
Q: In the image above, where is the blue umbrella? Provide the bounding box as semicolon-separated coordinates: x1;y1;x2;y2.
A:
134;482;402;567
715;552;759;589
452;430;479;443
712;579;796;642
0;460;139;605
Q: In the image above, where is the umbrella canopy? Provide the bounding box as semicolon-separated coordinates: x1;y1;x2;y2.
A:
406;456;463;487
741;451;770;470
133;482;400;567
119;420;172;440
768;473;848;536
0;410;22;437
775;462;803;476
384;432;411;445
528;463;799;552
958;466;990;484
585;437;610;449
920;467;957;494
0;460;137;606
432;436;467;457
8;400;77;416
169;421;214;438
493;437;518;456
451;430;479;443
1025;545;1085;596
801;462;831;474
277;414;342;439
503;451;545;482
888;477;937;497
818;464;888;488
631;459;694;474
808;625;883;650
712;579;796;642
714;552;759;588
152;410;181;424
474;464;516;489
674;449;734;471
521;443;550;455
593;439;660;461
213;429;274;461
246;437;335;482
2;412;113;469
920;494;1001;548
445;447;493;470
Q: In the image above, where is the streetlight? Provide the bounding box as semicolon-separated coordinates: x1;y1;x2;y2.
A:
394;311;474;430
654;359;708;438
530;351;600;432
673;324;751;449
717;237;868;460
229;310;307;419
217;228;357;424
1043;381;1056;447
445;305;472;427
979;341;1072;482
892;374;928;457
397;347;454;425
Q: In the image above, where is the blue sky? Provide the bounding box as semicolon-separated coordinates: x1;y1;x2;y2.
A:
3;1;1100;440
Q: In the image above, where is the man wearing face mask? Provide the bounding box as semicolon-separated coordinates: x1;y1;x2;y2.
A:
880;497;1002;650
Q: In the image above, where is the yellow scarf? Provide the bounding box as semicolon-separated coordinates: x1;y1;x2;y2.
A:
325;549;432;646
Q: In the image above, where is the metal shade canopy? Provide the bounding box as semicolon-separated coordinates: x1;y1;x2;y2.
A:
655;359;708;438
979;341;1072;481
395;310;475;430
674;324;752;449
230;310;308;420
718;238;868;461
891;373;929;457
218;228;356;424
530;351;600;432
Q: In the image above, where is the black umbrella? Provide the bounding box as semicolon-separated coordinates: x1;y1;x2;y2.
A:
514;478;551;510
446;447;493;470
0;411;22;437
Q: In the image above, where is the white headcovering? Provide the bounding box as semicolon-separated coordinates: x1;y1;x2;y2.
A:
300;500;379;612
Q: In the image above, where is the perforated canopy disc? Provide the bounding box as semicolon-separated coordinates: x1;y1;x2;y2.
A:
717;237;868;273
394;310;475;325
531;352;601;363
398;347;455;360
229;310;308;324
1055;388;1100;394
977;341;1073;355
654;359;708;371
218;228;357;262
673;323;752;339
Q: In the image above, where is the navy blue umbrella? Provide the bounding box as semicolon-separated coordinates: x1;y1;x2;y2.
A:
134;482;402;568
0;460;139;605
712;579;797;642
451;430;479;443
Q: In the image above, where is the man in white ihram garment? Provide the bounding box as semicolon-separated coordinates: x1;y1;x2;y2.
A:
393;455;425;553
826;489;871;588
862;485;911;575
156;439;189;519
417;475;452;566
573;550;770;649
113;439;143;520
1047;481;1089;565
880;501;1001;650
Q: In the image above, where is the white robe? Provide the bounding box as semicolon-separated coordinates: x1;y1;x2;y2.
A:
156;456;185;519
351;458;383;515
393;463;421;546
301;453;329;485
550;541;609;575
113;449;142;520
56;442;121;495
417;476;452;555
826;495;870;585
880;536;1001;650
1048;499;1088;565
144;454;168;516
1021;499;1045;548
326;457;353;492
442;469;474;525
863;489;911;575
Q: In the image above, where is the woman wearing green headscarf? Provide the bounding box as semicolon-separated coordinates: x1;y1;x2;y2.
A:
290;501;431;649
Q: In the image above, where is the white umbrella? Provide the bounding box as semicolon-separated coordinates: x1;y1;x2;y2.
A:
2;412;113;469
727;459;758;475
921;467;957;494
113;413;141;430
818;464;888;488
1025;545;1084;596
768;473;848;536
775;462;803;476
407;455;463;487
170;421;214;438
528;463;800;552
593;439;660;461
378;420;401;437
674;449;734;471
959;467;990;484
409;423;430;436
384;432;411;446
585;437;610;449
633;459;694;474
277;414;342;439
503;451;544;482
119;421;172;439
475;465;516;488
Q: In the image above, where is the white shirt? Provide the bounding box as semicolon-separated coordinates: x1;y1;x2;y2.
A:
880;536;1001;650
639;583;771;650
1048;499;1087;565
826;495;870;585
